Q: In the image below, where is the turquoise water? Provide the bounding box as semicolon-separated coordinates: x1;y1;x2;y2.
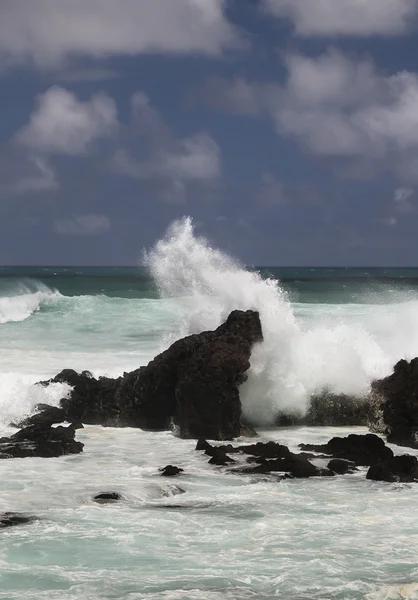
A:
1;220;418;599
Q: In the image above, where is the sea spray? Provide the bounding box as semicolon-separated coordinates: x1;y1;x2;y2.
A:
145;217;392;424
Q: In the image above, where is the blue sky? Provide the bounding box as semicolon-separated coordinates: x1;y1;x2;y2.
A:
1;0;418;266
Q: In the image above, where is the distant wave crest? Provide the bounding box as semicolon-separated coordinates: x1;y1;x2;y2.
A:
0;280;61;324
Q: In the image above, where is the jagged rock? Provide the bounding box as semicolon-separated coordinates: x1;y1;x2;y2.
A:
0;513;37;528
328;458;357;474
0;423;83;459
300;433;393;466
238;441;291;459
370;358;418;448
28;310;262;440
93;492;122;503
159;465;184;477
208;447;235;465
366;454;418;483
16;404;66;428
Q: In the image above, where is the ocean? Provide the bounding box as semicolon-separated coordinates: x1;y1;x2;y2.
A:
1;218;418;599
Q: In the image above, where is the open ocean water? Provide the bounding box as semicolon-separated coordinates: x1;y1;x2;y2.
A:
1;218;418;599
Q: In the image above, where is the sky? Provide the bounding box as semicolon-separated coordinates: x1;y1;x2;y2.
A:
1;0;418;266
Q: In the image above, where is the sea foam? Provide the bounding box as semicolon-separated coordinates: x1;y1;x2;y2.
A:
145;217;415;424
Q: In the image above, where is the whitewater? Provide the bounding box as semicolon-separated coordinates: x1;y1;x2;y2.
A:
1;217;418;599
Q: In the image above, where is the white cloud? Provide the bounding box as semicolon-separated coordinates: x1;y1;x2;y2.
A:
204;49;418;182
53;214;111;235
394;187;415;212
0;0;241;68
111;93;221;199
264;0;418;36
15;86;118;155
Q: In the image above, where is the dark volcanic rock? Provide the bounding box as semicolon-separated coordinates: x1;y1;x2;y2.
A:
0;423;83;459
29;310;262;440
371;358;418;449
93;492;123;503
300;433;393;466
367;454;418;483
0;513;37;528
327;458;357;474
159;465;184;477
16;404;66;428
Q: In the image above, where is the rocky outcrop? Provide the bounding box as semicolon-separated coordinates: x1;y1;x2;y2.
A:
370;358;418;448
366;454;418;483
28;310;262;440
299;433;393;466
0;423;83;459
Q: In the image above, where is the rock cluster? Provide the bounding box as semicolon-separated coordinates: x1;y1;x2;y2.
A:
26;310;262;441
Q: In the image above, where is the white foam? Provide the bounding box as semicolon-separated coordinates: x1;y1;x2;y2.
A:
0;281;59;324
145;217;418;424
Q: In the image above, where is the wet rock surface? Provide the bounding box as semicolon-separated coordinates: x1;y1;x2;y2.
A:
299;433;393;466
370;358;418;449
0;513;37;528
93;492;123;503
159;465;184;477
27;310;263;440
0;423;84;459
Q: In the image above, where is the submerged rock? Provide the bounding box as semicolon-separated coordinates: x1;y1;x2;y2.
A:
199;439;332;478
370;358;418;449
0;423;83;459
93;492;123;503
29;310;263;440
0;513;37;528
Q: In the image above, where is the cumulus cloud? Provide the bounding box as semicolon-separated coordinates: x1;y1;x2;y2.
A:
202;49;418;182
53;214;111;235
0;0;241;69
111;92;221;200
263;0;418;36
15;86;118;155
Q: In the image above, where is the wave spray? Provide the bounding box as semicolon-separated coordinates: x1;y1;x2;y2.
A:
145;217;396;424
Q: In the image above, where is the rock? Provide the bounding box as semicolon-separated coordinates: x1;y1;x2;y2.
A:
328;458;357;474
159;485;186;497
159;465;184;477
0;423;83;459
238;441;291;459
28;310;262;440
299;433;393;467
208;447;235;465
15;404;66;428
370;358;418;448
0;513;37;528
366;454;418;483
93;492;122;503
